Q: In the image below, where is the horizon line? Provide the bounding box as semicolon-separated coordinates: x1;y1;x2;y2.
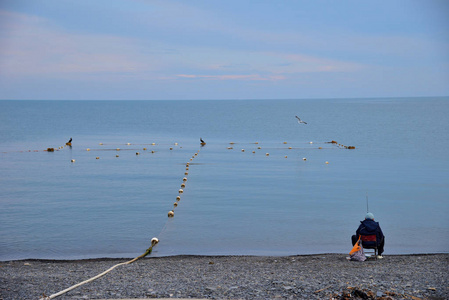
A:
0;95;448;101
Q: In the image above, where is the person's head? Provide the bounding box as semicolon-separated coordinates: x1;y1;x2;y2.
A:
365;212;374;220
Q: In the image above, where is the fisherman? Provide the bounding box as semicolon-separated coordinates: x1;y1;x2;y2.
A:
351;212;385;257
66;137;72;146
200;138;206;146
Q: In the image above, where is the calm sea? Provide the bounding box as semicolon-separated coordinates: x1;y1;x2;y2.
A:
0;98;448;261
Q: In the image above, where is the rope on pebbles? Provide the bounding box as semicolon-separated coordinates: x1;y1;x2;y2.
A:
39;238;159;300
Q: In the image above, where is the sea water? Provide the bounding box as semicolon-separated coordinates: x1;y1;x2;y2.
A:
0;98;448;260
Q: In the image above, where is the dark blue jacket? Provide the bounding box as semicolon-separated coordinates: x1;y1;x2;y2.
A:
356;219;384;248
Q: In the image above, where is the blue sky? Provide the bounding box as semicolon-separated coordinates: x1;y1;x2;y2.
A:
0;0;448;100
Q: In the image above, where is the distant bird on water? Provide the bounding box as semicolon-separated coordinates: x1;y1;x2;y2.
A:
295;116;307;124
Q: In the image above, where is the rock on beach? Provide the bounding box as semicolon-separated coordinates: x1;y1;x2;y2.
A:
0;254;447;299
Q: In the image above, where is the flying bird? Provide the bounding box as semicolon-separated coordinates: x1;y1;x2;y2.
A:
295;116;307;124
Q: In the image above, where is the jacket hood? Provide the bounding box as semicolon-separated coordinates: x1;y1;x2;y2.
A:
360;219;379;232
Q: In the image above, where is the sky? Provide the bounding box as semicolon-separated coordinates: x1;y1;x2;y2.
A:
0;0;448;100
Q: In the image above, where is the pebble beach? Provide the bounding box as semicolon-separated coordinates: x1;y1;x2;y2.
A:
1;254;448;300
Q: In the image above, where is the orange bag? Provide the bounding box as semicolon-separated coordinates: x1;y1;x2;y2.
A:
349;235;362;255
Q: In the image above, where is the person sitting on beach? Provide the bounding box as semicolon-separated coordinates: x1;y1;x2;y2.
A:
352;212;385;257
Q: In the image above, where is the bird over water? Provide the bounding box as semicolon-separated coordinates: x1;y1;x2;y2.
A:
295;116;307;124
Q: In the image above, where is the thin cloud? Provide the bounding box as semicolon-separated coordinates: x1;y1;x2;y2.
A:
271;52;365;73
176;74;285;81
0;10;159;78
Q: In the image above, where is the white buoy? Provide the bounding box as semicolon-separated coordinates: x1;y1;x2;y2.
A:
241;149;245;152
71;159;75;163
86;148;90;151
174;143;178;146
151;237;159;246
116;155;119;157
303;157;307;161
181;183;185;188
116;148;120;151
283;142;287;144
179;189;184;194
285;156;288;158
99;143;103;145
309;141;313;144
176;196;181;201
173;202;178;207
325;161;329;164
136;152;140;155
183;177;187;182
143;147;147;150
151;150;155;153
168;211;174;217
288;147;292;149
152;143;156;145
185;172;188;175
127;143;131;145
266;153;270;156
96;157;100;159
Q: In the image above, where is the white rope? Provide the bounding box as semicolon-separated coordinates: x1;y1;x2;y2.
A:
42;260;130;299
40;239;158;300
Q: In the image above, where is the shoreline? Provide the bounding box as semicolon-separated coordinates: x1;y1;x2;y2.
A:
2;251;448;263
1;253;448;299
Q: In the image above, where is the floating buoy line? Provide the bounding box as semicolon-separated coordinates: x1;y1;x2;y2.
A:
39;143;202;300
0;142;72;154
2;139;355;155
34;138;355;299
